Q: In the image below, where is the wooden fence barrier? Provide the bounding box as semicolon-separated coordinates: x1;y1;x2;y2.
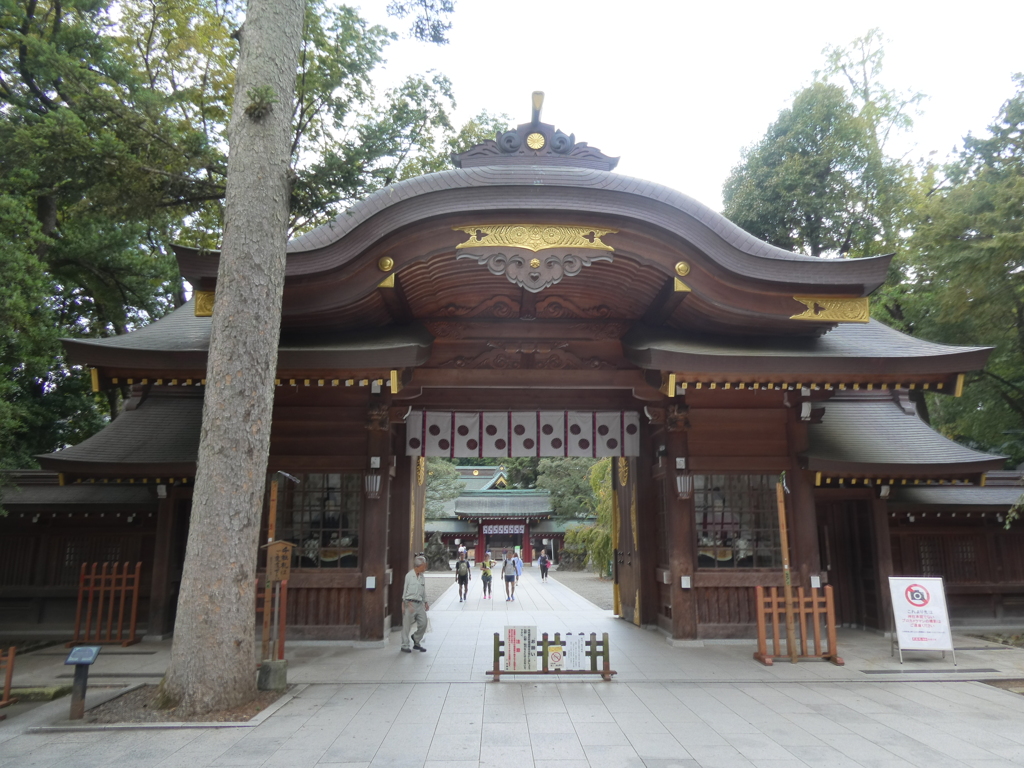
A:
754;585;844;666
255;578;289;661
488;632;616;681
0;647;16;720
68;562;142;647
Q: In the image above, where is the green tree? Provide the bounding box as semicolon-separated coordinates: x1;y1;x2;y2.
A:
563;458;613;575
425;458;465;518
908;75;1024;466
536;457;598;520
503;457;539;488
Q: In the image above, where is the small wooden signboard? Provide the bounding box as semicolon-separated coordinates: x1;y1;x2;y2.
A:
264;541;294;584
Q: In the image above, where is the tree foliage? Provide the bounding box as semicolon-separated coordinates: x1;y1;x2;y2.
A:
723;29;919;260
908;75;1024;466
563;458;613;575
536;457;598;520
425;457;464;518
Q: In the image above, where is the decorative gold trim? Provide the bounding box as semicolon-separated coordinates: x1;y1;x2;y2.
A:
526;132;545;149
617;457;629;486
453;224;617;252
194;291;215;317
954;373;965;397
675;261;690;277
416;456;426;486
674;278;691;293
791;296;869;323
378;256;394;272
90;368;100;393
378;274;395;288
390;369;401;394
529;258;541;268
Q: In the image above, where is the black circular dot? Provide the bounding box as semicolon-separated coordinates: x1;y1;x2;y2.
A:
457;425;469;436
467;439;478;450
626;424;638;435
514;424;526;436
606;438;618;449
428;425;441;436
486;425;498;436
578;439;590;449
569;424;581;435
597;425;609;436
523;438;535;449
438;439;450;450
542;424;554;435
495;439;506;450
409;438;421;449
551;438;562;449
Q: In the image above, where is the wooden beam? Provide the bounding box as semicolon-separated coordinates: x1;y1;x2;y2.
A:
642;277;689;326
378;273;414;324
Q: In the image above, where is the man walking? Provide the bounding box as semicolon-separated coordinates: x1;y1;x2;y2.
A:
502;550;518;601
401;555;429;653
455;551;471;602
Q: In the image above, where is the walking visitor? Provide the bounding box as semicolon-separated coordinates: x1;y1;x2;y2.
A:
400;555;429;653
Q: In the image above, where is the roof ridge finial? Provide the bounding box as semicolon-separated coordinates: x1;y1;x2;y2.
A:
531;91;544;126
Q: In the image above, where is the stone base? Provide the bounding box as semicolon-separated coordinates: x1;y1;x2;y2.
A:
257;660;288;691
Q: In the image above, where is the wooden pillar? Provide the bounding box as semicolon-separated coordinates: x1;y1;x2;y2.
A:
664;410;697;639
361;398;392;641
387;424;413;627
786;416;821;588
146;492;176;638
522;520;532;563
872;495;895;631
637;419;661;627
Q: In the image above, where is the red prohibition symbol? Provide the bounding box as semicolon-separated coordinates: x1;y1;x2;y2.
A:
905;584;930;607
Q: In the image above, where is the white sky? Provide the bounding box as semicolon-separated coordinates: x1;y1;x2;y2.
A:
356;0;1024;210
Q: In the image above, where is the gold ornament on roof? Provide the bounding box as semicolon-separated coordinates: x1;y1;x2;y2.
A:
453;224;617;252
194;291;215;317
530;258;541;268
378;256;394;272
527;132;545;149
675;261;690;277
791;297;870;323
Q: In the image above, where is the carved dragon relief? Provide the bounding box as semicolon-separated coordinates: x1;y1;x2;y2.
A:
438;341;616;370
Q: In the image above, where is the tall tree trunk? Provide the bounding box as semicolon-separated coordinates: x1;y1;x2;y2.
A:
160;0;304;715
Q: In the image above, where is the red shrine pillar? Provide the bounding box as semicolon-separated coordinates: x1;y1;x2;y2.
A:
477;520;485;561
522;520;532;563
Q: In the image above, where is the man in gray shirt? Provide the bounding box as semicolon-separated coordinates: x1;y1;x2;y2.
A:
401;555;429;653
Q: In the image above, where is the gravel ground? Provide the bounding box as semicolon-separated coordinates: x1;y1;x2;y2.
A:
547;569;614;610
424;574;457;606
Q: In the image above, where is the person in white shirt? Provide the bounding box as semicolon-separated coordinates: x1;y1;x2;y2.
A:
400;555;429;652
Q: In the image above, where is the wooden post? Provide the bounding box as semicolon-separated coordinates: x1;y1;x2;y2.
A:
262;477;279;661
776;481;799;663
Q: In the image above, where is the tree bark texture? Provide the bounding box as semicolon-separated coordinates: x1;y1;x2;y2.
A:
161;0;304;715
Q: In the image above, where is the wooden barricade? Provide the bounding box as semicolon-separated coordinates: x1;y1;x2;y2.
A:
0;647;17;720
68;562;142;647
754;585;844;666
488;632;616;681
255;578;289;661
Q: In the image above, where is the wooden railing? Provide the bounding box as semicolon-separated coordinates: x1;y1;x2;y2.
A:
754;585;844;666
68;562;142;647
488;632;616;681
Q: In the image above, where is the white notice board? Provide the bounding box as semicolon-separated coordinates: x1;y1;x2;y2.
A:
564;633;586;671
504;626;537;671
888;577;956;665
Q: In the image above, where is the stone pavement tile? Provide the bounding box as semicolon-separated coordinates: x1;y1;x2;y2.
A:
867;716;1000;762
425;731;481;762
481;743;533;762
535;761;589;768
640;760;701;768
367;758;426;768
779;711;854;735
531;731;585;760
261;746;329;768
719;733;795;761
573;720;630;746
614;711;669;734
581;743;646;767
526;711;574;732
321;725;388;763
565;703;616;723
483;705;527;724
312;763;369;768
678;744;756;768
442;683;485;714
522;694;569;714
751;722;825;748
663;720;730;745
966;760;1024;768
374;722;436;761
250;714;316;737
210;737;284;767
627;732;691;759
816;733;907;764
423;761;480;768
481;720;528;747
785;745;863;767
703;712;763;735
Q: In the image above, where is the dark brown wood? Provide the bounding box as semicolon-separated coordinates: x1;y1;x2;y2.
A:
69;562;142;647
753;585;844;666
147;495;176;638
361;397;392;641
387;433;415;626
663;423;698;638
0;647;16;715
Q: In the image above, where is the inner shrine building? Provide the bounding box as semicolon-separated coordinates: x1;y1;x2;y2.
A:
14;97;1024;643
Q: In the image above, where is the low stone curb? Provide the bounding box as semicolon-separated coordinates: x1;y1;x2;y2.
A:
25;683;305;732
